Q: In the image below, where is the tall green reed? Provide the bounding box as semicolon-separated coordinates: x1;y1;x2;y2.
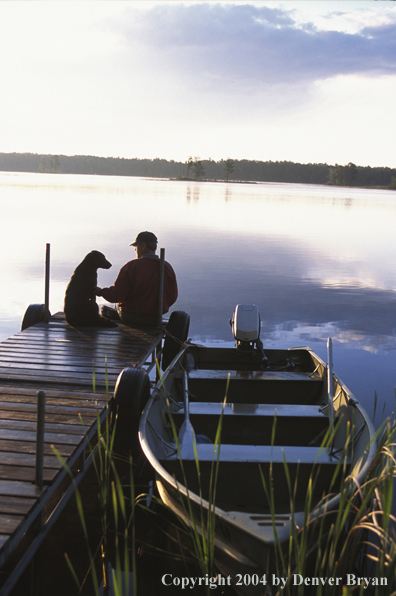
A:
259;412;396;596
54;360;139;596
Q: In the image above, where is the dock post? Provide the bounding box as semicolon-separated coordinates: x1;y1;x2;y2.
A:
35;391;46;488
157;248;165;329
44;243;50;323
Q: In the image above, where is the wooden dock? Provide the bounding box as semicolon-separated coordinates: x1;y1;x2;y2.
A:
0;312;163;595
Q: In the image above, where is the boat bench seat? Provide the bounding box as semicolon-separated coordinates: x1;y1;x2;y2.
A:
184;370;323;405
187;370;319;382
177;402;324;417
161;444;348;508
172;403;330;447
164;444;342;465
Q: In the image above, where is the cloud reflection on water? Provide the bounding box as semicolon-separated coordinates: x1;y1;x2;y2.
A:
171;225;396;355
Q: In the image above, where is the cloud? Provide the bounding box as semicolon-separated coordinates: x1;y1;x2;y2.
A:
1;1;395;164
118;3;396;90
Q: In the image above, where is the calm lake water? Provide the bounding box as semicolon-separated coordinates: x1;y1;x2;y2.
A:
2;171;396;425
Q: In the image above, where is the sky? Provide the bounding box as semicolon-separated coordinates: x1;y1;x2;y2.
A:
1;1;396;167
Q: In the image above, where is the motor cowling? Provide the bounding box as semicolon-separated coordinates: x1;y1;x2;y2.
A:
230;304;268;366
231;304;260;344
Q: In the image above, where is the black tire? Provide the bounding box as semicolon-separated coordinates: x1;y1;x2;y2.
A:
21;304;51;331
161;310;190;371
112;367;151;460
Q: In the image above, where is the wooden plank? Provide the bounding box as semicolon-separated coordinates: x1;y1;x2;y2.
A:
0;358;126;372
0;341;149;353
0;399;104;413
0;351;146;365
0;515;24;535
0;338;150;351
0;336;148;350
0;385;108;403
0;452;61;469
0;496;35;516
0;369;118;387
0;334;139;346
0;411;96;427
0;353;133;368
0;385;102;398
0;428;83;446
0;329;149;343
22;318;159;336
0;439;73;458
0;364;119;378
0;331;144;343
0;419;99;436
0;360;121;376
0;465;57;483
0;480;43;498
0;402;99;415
0;348;146;361
0;393;107;417
0;336;132;348
5;327;156;343
0;345;129;358
0;396;106;410
0;353;145;369
8;319;156;334
1;342;154;358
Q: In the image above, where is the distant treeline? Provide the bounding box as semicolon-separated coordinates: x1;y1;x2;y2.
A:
0;152;395;188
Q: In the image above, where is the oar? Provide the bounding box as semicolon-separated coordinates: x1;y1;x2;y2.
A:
327;338;335;455
178;369;196;457
327;337;334;427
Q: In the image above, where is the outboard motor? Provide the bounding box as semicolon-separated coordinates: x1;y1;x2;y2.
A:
230;304;269;366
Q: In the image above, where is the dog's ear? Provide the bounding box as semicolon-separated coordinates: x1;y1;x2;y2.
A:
83;251;99;264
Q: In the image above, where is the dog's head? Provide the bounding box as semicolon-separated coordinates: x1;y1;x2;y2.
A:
83;251;112;270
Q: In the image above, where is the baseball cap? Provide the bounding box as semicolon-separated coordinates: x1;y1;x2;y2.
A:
130;231;158;246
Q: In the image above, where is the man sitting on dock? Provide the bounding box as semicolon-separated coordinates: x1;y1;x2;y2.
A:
96;231;178;327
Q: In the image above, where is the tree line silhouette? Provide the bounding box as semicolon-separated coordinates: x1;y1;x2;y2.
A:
0;152;395;188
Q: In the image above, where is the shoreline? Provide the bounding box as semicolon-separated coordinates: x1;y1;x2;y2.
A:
0;169;394;191
170;176;394;191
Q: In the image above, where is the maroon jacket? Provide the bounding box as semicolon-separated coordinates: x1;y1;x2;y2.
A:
98;255;178;315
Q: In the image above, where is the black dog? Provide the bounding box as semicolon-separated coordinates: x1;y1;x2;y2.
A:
64;251;117;328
